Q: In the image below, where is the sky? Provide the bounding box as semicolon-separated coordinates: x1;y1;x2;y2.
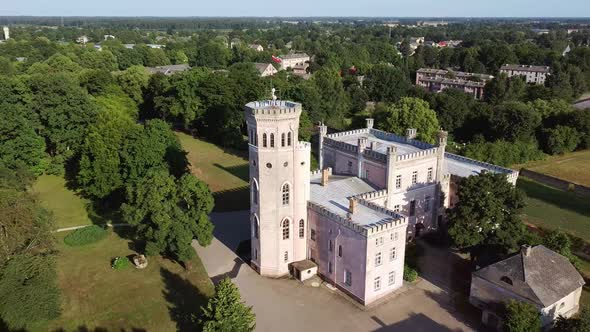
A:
0;0;589;17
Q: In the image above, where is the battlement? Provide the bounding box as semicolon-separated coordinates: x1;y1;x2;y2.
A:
310;167;333;177
324;137;358;153
396;147;439;162
244;100;302;116
307;200;406;237
445;153;516;176
296;141;311;151
363;149;387;163
370;129;434;150
352;189;388;201
325;128;370;139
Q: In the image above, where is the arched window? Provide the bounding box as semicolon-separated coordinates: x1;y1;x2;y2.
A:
299;219;305;238
338;245;343;257
251;180;258;205
253;215;259;239
288;132;292;146
263;133;267;148
282;183;290;205
270;133;275;148
500;276;513;286
281;133;286;147
282;219;290;240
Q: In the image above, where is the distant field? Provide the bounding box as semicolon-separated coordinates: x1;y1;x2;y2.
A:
32;175;93;229
42;230;213;331
518;150;590;187
517;177;590;241
177;132;250;211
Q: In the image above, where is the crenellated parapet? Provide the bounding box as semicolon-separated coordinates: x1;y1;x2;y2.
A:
370;129;434;150
244;100;302;116
396;147;439;162
324;137;358;153
351;189;388;201
307;200;406;237
310;167;332;177
363;149;387;163
296;141;311;151
325;128;370;139
445;153;517;176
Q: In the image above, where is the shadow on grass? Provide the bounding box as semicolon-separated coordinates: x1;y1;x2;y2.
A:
213;163;249;182
517;177;590;218
52;327;146;332
161;267;210;332
212;186;250;212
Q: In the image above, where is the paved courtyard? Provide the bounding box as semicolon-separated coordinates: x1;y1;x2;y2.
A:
194;211;478;332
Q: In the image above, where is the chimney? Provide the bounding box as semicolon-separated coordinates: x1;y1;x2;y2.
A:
349;198;357;214
406;128;417;140
366;118;374;129
370;141;379;150
521;245;532;257
321;168;329;186
358;137;368;153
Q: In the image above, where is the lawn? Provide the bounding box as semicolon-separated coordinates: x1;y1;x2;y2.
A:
517;177;590;241
32;175;93;229
41;229;214;332
518;149;590;187
177;132;250;211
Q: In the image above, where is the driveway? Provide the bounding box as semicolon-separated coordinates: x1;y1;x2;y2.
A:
194;211;477;332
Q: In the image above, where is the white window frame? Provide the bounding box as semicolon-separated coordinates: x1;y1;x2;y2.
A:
375;252;382;266
374;276;381;291
388;271;395;286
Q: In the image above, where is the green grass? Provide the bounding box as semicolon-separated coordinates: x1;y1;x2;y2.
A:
42;230;214;331
63;225;109;246
518;149;590;187
32;175;93;229
518;177;590;241
177;132;250;211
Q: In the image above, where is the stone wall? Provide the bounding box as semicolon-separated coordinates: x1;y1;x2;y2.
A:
520;169;590;198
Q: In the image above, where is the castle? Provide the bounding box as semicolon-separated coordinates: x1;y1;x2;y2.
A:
244;95;519;306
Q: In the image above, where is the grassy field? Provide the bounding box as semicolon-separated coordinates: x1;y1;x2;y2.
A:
177;132;250;211
41;230;214;331
518;150;590;187
517;177;590;240
32;175;93;229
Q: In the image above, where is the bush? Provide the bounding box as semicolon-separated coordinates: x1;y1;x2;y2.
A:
63;225;108;246
541;126;580;155
464;140;545;167
403;264;418;282
111;256;130;270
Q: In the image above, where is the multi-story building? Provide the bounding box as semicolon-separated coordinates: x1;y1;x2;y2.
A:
499;64;551;85
416;68;493;99
245;93;518;306
278;52;310;71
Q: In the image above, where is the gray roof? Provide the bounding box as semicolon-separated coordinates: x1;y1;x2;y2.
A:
309;175;395;227
473;245;585;307
419;76;486;88
417;67;493;81
254;62;272;73
500;64;550;73
146;64;190;75
281;52;310;60
329;129;428;155
444;153;514;178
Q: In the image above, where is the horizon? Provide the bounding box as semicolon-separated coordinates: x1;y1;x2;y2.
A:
1;0;589;18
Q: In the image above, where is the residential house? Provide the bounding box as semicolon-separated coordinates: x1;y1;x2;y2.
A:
254;63;278;77
499;64;551;85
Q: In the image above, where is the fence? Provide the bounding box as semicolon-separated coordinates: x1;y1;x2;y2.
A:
519;169;590;197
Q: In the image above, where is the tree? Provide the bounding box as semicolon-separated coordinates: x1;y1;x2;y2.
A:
541;125;580;155
503;300;541;332
447;172;527;258
490;102;541;142
484;74;526;104
429;88;476;134
312;67;350;129
375;97;439;144
121;169;214;263
363;64;410;103
543;229;581;268
199;277;255;332
115;65;150;105
554;306;590;332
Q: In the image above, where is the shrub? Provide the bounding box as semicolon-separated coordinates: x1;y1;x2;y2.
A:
541;126;580;155
464;140;545;167
403;264;418;282
63;225;108;246
111;256;130;270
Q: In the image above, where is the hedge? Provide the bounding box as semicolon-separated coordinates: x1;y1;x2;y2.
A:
63;225;108;246
403;264;418;282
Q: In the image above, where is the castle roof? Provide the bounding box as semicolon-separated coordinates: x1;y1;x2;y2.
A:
309;174;397;227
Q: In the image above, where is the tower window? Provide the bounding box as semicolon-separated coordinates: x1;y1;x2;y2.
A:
396;175;402;189
282;183;290;205
374;276;381;291
410;200;416;216
263;133;267;148
299;219;304;238
427;167;433;182
252;181;258;205
284;251;288;262
424;196;431;212
253;216;259;239
288;132;292;146
281;133;285;147
282;219;289;240
270;133;275;148
338;245;342;257
412;171;418;184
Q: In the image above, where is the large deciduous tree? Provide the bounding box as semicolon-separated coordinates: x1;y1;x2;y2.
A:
503;300;541;332
375;97;439;144
447;172;527;259
363;64;410;103
121;169;214;263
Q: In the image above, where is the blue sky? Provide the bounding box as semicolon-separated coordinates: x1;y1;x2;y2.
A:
0;0;588;17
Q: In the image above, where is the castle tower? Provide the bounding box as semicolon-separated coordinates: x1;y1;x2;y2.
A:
2;27;9;40
244;94;311;277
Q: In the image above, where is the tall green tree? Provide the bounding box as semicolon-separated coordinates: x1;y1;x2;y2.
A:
312;67;350;129
115;65;150;105
363;64;410;103
447;172;527;258
375;97;439;144
199;277;255;332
